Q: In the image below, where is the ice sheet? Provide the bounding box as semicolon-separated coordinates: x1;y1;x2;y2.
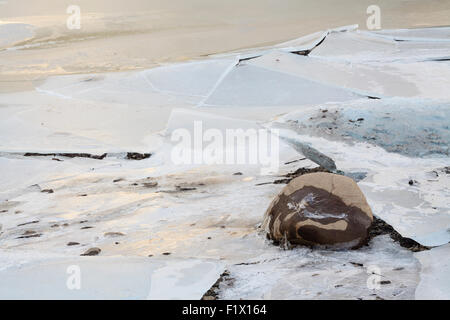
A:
248;51;450;99
1;25;450;300
311;31;450;63
219;236;420;300
415;244;450;299
203;64;358;107
0;251;224;299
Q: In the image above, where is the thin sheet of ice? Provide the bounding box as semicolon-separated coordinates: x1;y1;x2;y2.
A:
275;98;450;158
0;90;168;153
203;64;359;107
370;27;450;42
0;251;224;300
311;31;450;63
415;244;450;299
249;51;450;99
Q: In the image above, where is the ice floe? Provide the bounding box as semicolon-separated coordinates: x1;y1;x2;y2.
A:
0;250;224;299
415;244;450;299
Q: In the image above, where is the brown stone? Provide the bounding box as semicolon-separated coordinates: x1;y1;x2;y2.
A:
262;172;373;249
81;247;101;256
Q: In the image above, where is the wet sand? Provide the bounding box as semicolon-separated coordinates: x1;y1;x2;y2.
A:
1;0;450;92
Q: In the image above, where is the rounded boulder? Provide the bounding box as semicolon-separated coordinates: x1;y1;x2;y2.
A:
262;172;373;249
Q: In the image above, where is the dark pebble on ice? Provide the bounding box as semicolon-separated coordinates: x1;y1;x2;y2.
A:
67;242;80;246
142;182;158;188
80;226;93;230
379;280;391;285
41;189;54;194
175;186;196;191
81;247;101;256
17;231;42;239
162;252;171;255
350;262;364;267
126;152;151;160
104;232;125;237
233;172;243;175
17;234;41;239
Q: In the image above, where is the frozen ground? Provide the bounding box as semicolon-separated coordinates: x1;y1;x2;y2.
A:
0;25;449;299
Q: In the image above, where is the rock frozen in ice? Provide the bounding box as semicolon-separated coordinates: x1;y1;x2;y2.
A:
263;172;373;249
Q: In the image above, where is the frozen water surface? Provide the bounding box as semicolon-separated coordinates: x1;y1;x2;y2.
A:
1;25;449;299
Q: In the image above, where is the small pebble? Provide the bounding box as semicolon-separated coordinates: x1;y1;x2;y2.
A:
81;247;101;256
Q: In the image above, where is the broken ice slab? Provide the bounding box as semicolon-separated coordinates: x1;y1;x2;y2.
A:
202;63;359;107
164;108;259;135
142;59;236;98
248;51;450;99
163;108;302;174
0;89;167;153
370;27;450;42
415;244;450;299
0;253;224;299
310;30;450;63
36;71;202;106
275;98;450;158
